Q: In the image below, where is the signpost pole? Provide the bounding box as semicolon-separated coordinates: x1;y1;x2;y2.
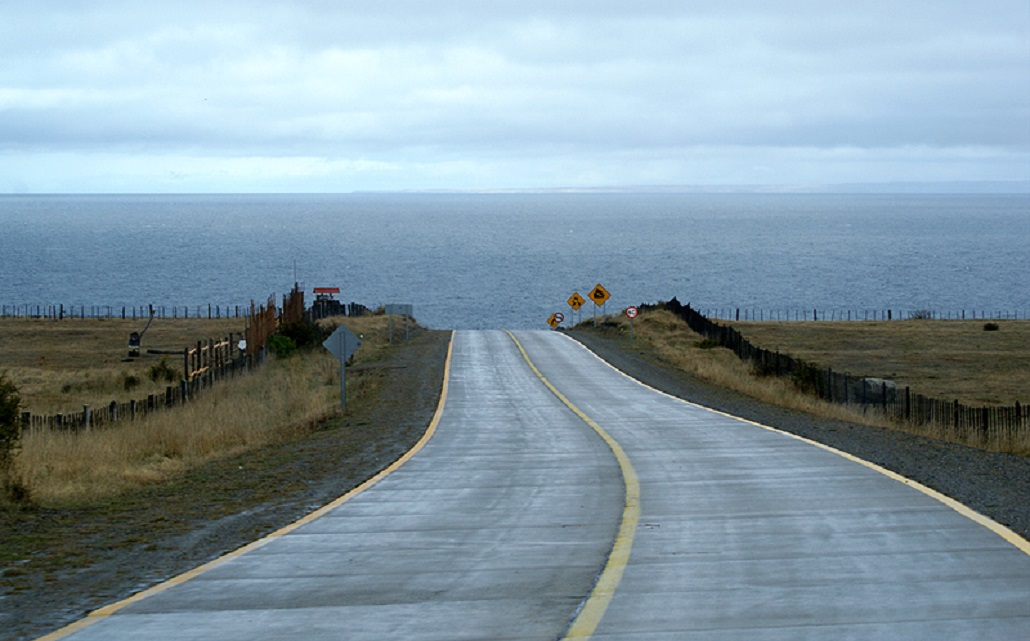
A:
337;330;347;411
323;324;361;414
625;306;639;348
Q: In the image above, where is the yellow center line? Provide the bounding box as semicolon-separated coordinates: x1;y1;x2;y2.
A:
36;332;456;641
505;330;639;639
564;335;1030;557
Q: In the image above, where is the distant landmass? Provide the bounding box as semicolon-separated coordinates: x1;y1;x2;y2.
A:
379;181;1030;195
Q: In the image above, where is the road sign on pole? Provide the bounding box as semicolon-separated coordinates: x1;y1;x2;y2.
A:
589;283;610;327
589;283;610;306
322;324;362;411
384;304;414;344
626;306;639;347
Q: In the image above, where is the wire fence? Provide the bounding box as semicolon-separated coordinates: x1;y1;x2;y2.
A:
644;298;1029;454
698;308;1030;322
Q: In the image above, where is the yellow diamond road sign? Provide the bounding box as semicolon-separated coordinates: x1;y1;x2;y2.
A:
589;283;610;306
567;292;585;310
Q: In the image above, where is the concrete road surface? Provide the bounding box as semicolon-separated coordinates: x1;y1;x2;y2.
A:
512;330;1030;640
43;330;1030;640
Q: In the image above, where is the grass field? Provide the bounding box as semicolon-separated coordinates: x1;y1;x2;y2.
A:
587;308;1029;454
729;319;1030;406
1;315;398;506
0;317;247;414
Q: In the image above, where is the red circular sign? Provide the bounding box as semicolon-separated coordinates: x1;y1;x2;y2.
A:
625;306;638;319
555;312;565;322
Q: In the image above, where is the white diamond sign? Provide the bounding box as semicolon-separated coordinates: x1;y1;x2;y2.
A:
323;324;361;362
323;324;361;411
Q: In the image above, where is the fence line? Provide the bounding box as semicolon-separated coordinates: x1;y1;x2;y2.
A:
646;298;1029;453
698;308;1030;322
0;303;254;320
15;286;374;434
19;341;251;433
1;300;372;321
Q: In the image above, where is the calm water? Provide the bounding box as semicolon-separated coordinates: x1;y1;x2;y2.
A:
1;193;1027;328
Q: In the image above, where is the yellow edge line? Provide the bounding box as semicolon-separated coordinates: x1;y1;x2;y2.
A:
562;334;1030;558
36;331;456;641
505;330;639;640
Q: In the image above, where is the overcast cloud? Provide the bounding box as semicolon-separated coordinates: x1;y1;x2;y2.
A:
1;1;1028;192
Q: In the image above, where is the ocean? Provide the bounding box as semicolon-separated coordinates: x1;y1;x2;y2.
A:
1;192;1027;329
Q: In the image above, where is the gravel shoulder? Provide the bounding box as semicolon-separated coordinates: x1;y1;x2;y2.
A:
569;328;1030;543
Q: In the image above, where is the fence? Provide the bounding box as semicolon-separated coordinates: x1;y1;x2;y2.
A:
646;298;1029;452
1;303;254;320
14;286;374;433
2;299;372;322
697;308;1030;322
19;340;250;433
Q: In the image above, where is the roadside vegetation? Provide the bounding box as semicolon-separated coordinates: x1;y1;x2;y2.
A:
586;309;882;425
0;315;396;508
0;317;246;415
729;318;1030;406
580;308;1029;454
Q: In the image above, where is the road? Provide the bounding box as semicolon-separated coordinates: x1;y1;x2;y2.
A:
43;330;1030;640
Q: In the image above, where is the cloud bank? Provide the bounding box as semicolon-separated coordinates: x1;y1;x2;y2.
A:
2;1;1028;192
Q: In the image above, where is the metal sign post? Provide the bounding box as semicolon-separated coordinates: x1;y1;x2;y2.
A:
384;304;414;344
589;283;610;327
567;292;585;327
322;324;361;411
626;306;639;347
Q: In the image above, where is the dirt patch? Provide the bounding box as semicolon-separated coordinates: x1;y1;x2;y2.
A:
0;329;451;641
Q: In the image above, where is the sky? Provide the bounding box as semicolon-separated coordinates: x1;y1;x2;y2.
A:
1;1;1028;193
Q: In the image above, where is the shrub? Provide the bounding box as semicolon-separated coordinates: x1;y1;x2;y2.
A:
268;334;298;358
280;319;324;349
122;373;141;392
909;310;934;320
148;357;179;383
983;322;1000;332
0;372;22;471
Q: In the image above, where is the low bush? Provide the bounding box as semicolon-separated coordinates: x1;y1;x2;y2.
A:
280;319;325;349
268;334;298;358
983;322;1000;332
1;372;21;472
148;357;179;383
122;373;141;391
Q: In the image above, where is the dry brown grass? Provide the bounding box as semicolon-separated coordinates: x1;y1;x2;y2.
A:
621;310;887;426
0;317;246;414
4;315;397;506
595;309;1029;454
729;319;1030;406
